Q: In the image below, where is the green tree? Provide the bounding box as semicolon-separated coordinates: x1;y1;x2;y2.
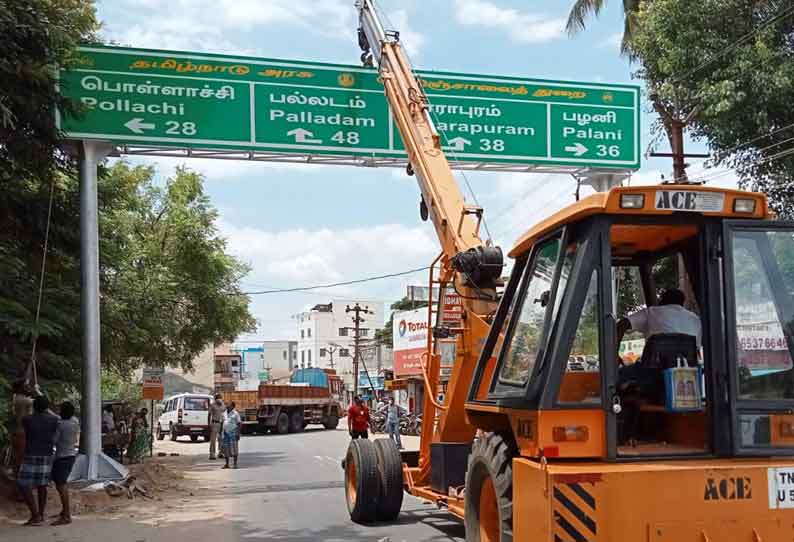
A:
0;0;98;184
1;0;98;445
566;0;644;57
99;162;257;372
630;0;794;217
375;296;428;348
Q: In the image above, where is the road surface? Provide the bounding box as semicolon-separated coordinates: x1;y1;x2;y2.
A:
2;427;465;542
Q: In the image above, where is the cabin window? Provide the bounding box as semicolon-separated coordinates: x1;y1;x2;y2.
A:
558;270;602;405
498;236;561;386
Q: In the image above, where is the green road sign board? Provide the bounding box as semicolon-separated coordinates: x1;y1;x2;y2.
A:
59;45;640;170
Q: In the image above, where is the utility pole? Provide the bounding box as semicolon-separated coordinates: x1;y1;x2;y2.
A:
346;303;373;397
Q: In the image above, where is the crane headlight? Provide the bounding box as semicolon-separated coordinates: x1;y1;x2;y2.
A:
620;194;645;209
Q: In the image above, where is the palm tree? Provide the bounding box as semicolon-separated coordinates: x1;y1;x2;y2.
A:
566;0;643;58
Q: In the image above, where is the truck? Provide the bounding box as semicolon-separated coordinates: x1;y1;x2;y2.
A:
344;2;794;541
222;368;344;435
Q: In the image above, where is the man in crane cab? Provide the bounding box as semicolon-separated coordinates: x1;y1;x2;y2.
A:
617;288;702;354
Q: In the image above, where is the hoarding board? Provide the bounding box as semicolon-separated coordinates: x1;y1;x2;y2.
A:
393;308;428;377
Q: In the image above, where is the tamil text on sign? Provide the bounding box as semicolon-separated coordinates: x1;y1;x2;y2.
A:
59;45;640;170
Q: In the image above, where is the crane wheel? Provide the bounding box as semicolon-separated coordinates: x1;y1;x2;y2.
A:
373;438;404;521
345;439;380;524
464;433;515;542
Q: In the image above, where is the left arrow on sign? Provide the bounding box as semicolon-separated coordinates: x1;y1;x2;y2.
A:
124;118;156;134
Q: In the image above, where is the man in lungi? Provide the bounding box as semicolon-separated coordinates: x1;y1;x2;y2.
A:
17;395;59;526
221;401;241;469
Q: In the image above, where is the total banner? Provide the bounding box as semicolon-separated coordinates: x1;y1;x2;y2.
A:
393;308;428;377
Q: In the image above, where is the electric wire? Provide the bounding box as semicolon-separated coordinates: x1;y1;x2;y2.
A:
242;266;431;295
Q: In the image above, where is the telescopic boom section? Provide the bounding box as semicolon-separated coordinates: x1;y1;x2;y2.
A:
357;0;503;485
357;0;486;261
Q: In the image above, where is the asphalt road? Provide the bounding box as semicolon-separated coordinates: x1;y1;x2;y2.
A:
197;427;465;542
2;426;465;542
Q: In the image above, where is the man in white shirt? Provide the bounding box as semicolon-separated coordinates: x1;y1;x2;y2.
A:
221;402;241;469
618;288;702;354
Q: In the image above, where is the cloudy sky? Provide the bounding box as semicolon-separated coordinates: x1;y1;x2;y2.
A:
94;0;735;341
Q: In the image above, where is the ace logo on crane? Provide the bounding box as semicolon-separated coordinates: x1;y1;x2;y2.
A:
655;190;726;213
704;476;753;501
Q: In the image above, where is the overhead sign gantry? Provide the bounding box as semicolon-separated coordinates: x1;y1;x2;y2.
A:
59;45;640;174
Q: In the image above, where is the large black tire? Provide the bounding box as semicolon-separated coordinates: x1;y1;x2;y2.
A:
156;425;165;441
289;409;304;433
324;413;340;430
276;412;290;435
170;423;177;442
373;438;404;521
464;433;515;542
345;438;380;524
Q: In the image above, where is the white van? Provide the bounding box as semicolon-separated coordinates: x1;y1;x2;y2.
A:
156;393;212;442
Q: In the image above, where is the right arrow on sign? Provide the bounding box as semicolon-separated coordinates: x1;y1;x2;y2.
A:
287;128;323;144
443;137;471;152
564;142;588;157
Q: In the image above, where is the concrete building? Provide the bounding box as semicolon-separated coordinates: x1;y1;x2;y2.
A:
295;300;385;376
233;341;298;390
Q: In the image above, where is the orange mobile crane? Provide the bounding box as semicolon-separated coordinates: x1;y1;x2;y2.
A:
344;2;794;541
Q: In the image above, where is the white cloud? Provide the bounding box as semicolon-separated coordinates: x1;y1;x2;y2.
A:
600;32;623;50
100;0;426;57
454;0;566;44
219;220;438;339
386;9;426;58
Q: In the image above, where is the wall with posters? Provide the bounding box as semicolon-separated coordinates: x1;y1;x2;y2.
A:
393;308;428;377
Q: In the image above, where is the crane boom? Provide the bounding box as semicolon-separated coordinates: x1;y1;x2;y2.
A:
356;0;503;485
356;0;502;281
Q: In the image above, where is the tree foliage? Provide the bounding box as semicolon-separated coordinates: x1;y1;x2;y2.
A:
0;0;98;184
0;1;255;444
631;0;794;217
566;0;644;57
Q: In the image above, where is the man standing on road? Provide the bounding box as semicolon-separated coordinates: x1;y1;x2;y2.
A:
17;395;59;526
221;401;241;469
208;394;224;460
51;401;79;525
386;397;402;449
347;396;370;439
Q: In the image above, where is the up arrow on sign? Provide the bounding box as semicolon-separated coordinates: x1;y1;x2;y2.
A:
124;118;155;134
287;128;322;144
443;137;471;152
564;142;589;157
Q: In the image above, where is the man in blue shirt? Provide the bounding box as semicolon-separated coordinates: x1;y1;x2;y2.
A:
386;397;402;449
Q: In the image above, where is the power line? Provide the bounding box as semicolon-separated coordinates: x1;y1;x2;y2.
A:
243;266;430;295
672;4;794;85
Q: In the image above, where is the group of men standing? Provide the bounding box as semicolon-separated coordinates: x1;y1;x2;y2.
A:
208;394;241;469
12;382;79;527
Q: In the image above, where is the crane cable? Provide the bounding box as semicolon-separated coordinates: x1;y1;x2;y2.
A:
28;178;56;388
